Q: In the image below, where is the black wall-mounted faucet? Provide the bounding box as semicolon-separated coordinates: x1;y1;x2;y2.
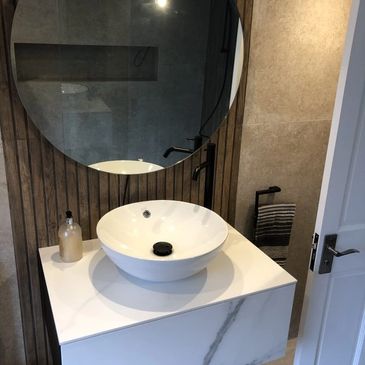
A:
192;143;216;210
163;135;203;158
163;146;193;158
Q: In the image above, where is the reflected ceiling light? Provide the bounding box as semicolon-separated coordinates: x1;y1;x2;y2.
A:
155;0;168;8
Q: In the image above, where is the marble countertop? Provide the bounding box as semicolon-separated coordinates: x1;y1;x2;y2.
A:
39;225;296;345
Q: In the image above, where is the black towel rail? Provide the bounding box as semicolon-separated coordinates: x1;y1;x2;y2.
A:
255;186;281;217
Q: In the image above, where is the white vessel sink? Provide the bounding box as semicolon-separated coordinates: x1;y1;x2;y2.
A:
89;160;163;174
96;200;228;282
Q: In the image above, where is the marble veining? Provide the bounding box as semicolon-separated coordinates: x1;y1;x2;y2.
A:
243;341;287;365
60;285;295;365
204;298;246;365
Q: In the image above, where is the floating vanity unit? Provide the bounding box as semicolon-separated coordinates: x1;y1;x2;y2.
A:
39;225;296;365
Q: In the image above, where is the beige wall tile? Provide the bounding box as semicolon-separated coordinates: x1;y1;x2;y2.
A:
0;136;26;364
235;119;331;240
235;0;351;337
244;0;351;125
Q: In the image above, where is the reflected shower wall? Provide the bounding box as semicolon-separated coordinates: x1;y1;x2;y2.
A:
14;44;159;81
12;0;212;166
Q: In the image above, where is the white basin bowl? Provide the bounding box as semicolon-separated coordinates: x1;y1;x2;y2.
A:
89;160;163;174
96;200;228;282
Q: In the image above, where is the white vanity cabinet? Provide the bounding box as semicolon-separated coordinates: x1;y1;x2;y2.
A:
39;226;296;365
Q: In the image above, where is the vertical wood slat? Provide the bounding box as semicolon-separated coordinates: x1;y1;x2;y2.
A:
190;151;200;204
182;158;192;202
109;173;119;210
198;147;207;207
165;167;174;200
53;149;67;224
99;171;109;217
147;171;157;200
0;1;252;363
65;157;79;225
156;169;166;200
77;164;90;240
119;174;129;205
213;118;228;214
128;174;139;203
221;99;238;221
138;174;148;201
41;138;58;246
88;167;100;238
173;163;183;201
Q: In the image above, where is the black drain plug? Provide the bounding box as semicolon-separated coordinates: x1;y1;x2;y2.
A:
153;242;173;256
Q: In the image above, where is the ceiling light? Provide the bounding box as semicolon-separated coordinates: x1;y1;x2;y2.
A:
155;0;168;9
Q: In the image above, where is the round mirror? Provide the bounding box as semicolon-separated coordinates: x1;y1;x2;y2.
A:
11;0;243;174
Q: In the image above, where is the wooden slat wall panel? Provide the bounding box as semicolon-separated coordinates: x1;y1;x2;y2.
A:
0;0;253;363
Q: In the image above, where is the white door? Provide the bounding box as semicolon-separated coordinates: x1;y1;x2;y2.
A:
294;0;365;364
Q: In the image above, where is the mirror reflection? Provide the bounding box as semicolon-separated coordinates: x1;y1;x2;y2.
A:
11;0;243;173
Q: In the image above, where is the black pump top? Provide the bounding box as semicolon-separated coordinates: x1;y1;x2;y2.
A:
66;210;73;219
153;242;173;257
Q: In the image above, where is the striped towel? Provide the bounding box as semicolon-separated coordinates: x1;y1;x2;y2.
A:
254;203;296;267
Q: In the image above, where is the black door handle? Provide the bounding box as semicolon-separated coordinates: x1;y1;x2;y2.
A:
319;234;360;274
327;246;360;257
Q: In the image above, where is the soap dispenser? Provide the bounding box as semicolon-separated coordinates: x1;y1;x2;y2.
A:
58;210;83;262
